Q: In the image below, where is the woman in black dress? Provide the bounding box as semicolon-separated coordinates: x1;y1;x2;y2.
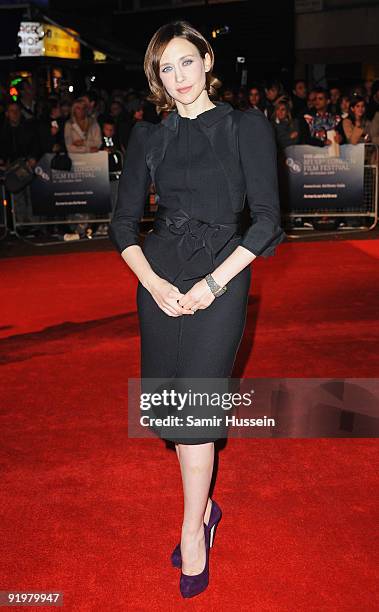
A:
109;21;285;598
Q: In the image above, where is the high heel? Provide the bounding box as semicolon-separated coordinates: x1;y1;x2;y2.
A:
171;499;222;568
179;522;210;598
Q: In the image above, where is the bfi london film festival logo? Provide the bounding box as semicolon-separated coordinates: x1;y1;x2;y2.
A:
286;157;302;174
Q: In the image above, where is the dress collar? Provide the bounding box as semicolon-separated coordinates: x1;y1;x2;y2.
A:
160;101;234;131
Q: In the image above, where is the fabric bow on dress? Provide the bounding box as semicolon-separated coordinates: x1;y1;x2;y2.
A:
146;207;241;283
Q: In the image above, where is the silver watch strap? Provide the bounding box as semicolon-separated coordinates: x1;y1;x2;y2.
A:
205;273;227;297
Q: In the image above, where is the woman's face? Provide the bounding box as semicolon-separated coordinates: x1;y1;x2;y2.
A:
73;102;86;121
275;104;287;121
248;88;260;105
159;36;211;105
266;86;279;101
352;101;365;118
340;96;350;114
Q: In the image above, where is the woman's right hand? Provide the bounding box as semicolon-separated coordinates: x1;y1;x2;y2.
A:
148;276;195;317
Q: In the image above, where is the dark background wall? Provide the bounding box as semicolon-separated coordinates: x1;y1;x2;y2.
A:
49;1;295;90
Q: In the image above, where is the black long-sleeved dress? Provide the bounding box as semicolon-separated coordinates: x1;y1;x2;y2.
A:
109;103;285;444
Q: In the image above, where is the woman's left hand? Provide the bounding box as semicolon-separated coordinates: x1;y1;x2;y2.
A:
177;278;215;312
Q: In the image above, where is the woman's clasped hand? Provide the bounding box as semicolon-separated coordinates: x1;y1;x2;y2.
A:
148;276;215;317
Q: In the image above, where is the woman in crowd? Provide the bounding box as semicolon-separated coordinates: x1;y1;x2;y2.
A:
271;101;300;149
64;99;102;154
342;95;372;144
247;83;268;117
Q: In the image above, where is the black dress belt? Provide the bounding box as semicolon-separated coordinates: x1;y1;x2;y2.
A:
148;205;243;282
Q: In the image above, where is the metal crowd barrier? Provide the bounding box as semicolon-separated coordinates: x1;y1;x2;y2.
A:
9;180;156;248
6;148;158;247
6;143;377;247
7;148;123;246
9;181;117;247
283;143;378;234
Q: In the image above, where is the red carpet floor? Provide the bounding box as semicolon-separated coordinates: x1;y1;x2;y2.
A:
0;239;378;611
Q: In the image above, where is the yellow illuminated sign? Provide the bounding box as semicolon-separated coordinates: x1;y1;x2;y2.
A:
43;25;80;59
93;50;107;62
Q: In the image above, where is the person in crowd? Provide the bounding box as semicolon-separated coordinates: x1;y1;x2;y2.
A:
59;99;72;122
0;101;39;225
235;87;249;111
63;99;102;239
366;80;379;120
109;99;127;122
339;93;351;119
35;98;50;122
291;79;308;117
64;99;102;154
97;116;124;233
264;79;288;119
124;89;140;113
342;96;372;144
80;90;101;120
18;79;37;121
271;101;300;149
367;109;379;145
364;79;373;102
299;87;342;147
0;101;39;165
247;84;268;116
100;116;123;170
328;85;341;115
220;87;238;108
98;98;133;152
351;82;367;98
140;96;160;123
302;89;317;116
131;103;145;123
37;99;66;155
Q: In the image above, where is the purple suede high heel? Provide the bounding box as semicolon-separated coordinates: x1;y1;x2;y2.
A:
171;499;222;569
179;521;211;598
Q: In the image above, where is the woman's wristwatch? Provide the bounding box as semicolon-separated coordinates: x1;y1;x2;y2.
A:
205;273;227;297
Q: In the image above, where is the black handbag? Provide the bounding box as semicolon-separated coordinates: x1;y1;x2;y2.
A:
50;151;72;172
4;158;35;193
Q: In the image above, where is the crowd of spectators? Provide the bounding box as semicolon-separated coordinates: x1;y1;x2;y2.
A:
240;78;379;150
0;81;155;172
0;75;378;237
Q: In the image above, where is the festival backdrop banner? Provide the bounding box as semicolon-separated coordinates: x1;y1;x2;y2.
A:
31;152;111;216
280;144;365;210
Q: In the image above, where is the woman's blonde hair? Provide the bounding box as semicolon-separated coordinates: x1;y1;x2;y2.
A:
70;99;86;122
144;20;222;113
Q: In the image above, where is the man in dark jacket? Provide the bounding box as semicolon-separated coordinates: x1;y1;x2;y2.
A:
0;102;39;225
0;102;39;165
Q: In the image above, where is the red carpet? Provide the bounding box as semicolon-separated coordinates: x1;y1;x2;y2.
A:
0;239;378;610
